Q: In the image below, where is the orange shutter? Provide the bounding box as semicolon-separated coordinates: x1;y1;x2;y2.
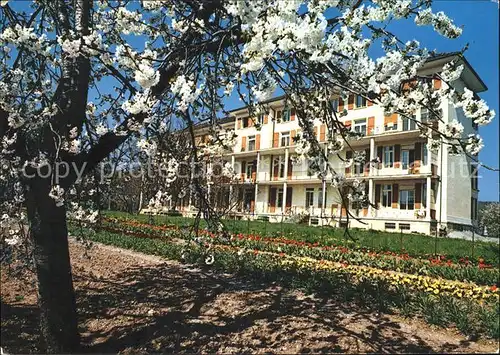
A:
433;78;442;90
347;95;354;110
339;98;344;112
237;118;241;129
344;120;352;129
256;134;261;150
291;108;296;121
273;132;279;148
319;124;326;142
263;115;268;124
248;118;253;127
367;116;375;135
313;126;318;139
241;136;247;151
290;130;296;144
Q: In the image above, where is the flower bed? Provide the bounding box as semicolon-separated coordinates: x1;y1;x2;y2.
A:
94;217;500;286
72;227;500;339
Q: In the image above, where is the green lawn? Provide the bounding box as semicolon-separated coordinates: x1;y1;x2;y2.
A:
103;210;500;266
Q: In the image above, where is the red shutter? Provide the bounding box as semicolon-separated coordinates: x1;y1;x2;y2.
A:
273;158;279;181
241;136;247;152
241;161;246;181
377;146;383;168
414;142;422;173
364;148;370;176
392;184;399;209
415;183;422;209
286;187;293;208
347;95;354;110
394;144;401;168
269;187;277;212
273;132;279;148
287;157;293;179
367;116;375;135
319;124;326;142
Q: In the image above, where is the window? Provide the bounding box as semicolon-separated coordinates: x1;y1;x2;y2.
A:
383;146;394;168
257;114;265;125
420;108;429;123
355;95;367;108
402;150;410;169
331;99;339;112
384;121;398;131
305;188;314;208
382;184;392;207
281;132;290;147
402;117;417;131
399;189;415;210
353;119;367;136
277;188;284;208
272;157;286;179
399;223;411;230
421;108;442;122
279;157;286;178
282;108;291;122
248;135;256;151
318;188;327;208
242;117;249;128
385;222;396;229
245;162;254;179
422;143;428;165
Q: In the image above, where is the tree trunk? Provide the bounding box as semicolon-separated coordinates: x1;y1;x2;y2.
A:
25;177;80;353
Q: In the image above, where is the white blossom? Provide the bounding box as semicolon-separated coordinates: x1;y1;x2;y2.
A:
49;185;65;207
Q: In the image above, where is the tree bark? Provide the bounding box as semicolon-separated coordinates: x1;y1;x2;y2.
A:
25;177;80;353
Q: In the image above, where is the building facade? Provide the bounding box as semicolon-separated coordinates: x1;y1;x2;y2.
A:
180;53;484;235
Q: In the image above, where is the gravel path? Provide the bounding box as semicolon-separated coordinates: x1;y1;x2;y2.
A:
1;240;498;354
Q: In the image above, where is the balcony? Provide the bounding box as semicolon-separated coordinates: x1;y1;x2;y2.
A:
257;169;322;183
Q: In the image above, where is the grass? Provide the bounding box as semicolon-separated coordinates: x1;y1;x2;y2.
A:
71;226;500;339
103;210;500;266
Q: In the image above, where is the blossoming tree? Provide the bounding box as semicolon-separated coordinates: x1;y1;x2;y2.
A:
0;0;495;352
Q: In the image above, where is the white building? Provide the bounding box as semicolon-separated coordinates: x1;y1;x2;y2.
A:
181;53;484;235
